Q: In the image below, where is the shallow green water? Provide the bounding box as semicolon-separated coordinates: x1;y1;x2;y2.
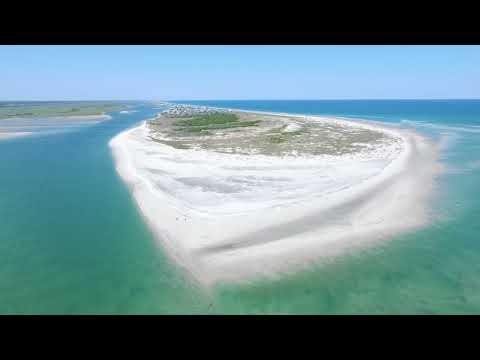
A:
1;100;480;314
0;105;210;314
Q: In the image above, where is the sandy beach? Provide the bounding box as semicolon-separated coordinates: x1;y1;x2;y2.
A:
109;111;441;286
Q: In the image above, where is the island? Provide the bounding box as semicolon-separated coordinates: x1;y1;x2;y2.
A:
0;101;129;140
110;104;441;286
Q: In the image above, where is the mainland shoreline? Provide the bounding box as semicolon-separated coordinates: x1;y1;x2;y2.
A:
0;114;113;141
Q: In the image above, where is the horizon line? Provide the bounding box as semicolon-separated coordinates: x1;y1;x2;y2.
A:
2;98;480;102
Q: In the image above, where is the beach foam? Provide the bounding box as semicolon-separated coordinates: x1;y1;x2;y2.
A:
109;114;441;286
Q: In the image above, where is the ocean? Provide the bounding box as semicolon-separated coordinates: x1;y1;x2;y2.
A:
1;100;480;314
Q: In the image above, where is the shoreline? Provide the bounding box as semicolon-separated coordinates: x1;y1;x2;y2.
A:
0;114;113;141
109;110;441;286
0;114;113;121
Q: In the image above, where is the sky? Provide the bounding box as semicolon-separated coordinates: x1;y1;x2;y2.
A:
1;45;479;100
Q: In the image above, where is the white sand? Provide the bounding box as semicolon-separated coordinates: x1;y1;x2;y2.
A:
0;132;33;140
109;113;441;286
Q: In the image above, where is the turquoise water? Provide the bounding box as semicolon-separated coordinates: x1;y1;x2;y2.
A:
1;100;480;314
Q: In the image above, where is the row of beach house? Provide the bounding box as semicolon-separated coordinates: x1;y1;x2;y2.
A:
159;104;229;118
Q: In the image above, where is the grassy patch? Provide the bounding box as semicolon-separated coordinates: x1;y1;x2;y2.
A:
0;102;128;119
174;127;213;136
208;120;261;129
267;129;305;144
174;113;261;134
170;143;191;149
285;130;304;136
270;124;288;133
175;113;239;127
269;135;287;144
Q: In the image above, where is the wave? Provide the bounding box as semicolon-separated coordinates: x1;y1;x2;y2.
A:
400;119;480;134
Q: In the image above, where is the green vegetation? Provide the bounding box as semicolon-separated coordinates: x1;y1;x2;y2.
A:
176;128;213;136
148;111;390;157
268;129;305;144
269;135;288;144
175;113;239;127
174;113;261;134
0;102;128;119
169;143;191;149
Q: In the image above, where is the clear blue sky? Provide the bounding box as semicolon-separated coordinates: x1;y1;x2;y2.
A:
1;45;479;100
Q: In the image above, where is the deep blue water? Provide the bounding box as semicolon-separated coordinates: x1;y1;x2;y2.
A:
173;99;480;124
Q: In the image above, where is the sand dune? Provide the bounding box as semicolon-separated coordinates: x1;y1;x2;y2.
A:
109;113;441;286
